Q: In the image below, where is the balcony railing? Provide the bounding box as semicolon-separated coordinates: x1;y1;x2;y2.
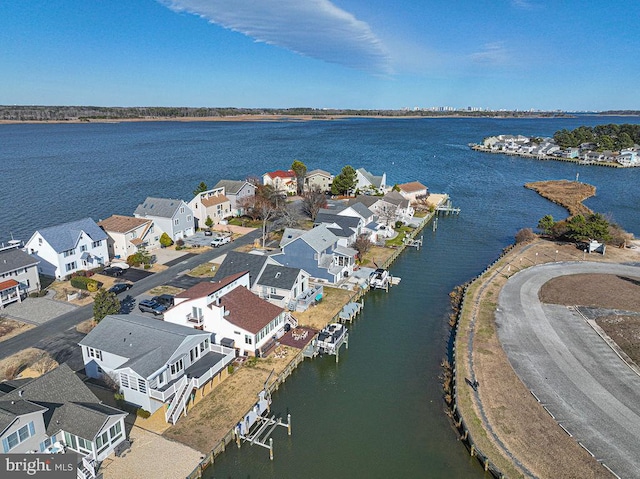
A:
186;314;204;325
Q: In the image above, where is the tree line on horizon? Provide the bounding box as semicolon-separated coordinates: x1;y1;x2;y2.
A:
0;105;569;121
552;123;640;151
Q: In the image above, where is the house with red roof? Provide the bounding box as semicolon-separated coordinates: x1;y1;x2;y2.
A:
163;272;292;356
262;169;297;196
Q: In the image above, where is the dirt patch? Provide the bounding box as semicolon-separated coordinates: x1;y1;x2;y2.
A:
188;263;217;278
360;245;396;268
596;314;640;364
0;317;33;342
76;318;97;334
539;273;640;311
525;179;595;216
0;348;51;381
293;286;354;330
147;285;185;296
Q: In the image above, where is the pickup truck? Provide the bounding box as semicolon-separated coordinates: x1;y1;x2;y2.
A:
211;235;232;248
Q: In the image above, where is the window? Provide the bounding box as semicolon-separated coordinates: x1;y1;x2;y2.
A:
137;378;146;394
170;359;184;375
270;287;277;295
187;215;192;222
77;437;92;453
109;422;122;442
180;207;185;214
38;238;42;245
174;219;179;226
96;431;109;454
92;240;101;248
87;347;102;360
3;422;35;452
65;261;77;272
63;432;77;451
245;334;253;345
63;249;75;257
120;373;129;389
80;245;87;252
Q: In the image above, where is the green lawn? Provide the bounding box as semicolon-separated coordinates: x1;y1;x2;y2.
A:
385;226;414;247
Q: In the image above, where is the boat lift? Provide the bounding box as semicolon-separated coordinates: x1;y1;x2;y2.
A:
234;371;292;460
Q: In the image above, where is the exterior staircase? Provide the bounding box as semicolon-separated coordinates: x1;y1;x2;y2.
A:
166;376;195;424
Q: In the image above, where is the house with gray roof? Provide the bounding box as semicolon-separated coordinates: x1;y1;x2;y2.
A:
304;169;334;193
313;212;363;247
24;218;108;279
0;242;40;309
213;179;256;216
213;251;312;310
273;225;356;283
134;197;194;241
356;168;387;193
80;314;235;424
0;363;127;467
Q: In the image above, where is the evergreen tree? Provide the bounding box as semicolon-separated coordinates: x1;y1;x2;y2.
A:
93;289;120;322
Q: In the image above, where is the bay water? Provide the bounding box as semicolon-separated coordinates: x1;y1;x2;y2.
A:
1;116;639;478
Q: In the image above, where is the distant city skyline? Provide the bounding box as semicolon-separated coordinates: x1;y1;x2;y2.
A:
1;1;639;111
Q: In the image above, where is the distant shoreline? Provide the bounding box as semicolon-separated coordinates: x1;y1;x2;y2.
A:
0;114;572;125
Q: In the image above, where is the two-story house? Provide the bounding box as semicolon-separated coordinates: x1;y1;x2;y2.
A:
0;242;40;309
98;215;159;260
356;168;386;194
262;170;297;195
304;169;334;193
213;180;257;217
25;218;108;279
188;188;232;228
80;314;235;424
0;363;127;467
273;225;357;284
214;251;311;309
313;212;363;247
163;272;291;357
397;181;429;204
134;197;194;241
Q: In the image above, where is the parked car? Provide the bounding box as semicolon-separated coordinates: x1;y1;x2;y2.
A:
108;283;133;295
211;235;232;247
204;229;213;236
138;299;167;316
102;266;125;277
152;294;174;308
110;262;130;270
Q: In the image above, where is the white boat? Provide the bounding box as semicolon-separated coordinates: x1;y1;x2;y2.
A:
369;268;390;289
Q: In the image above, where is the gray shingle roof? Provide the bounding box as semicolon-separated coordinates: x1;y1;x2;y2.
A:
80;314;210;378
0;247;39;275
214;251;270;288
34;218;107;253
213;180;250;195
383;191;409;208
0;400;47;435
347;196;379;209
280;228;305;247
1;363;126;440
134;197;184;219
357;168;384;188
292;225;338;253
344;202;373;219
256;264;301;290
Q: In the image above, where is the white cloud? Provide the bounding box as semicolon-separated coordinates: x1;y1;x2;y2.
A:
159;0;392;74
469;42;510;65
511;0;536;9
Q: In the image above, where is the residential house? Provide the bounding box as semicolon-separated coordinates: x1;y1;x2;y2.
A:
618;150;639;167
356;168;386;193
0;363;127;465
163;272;290;356
98;215;159;260
25;218;108;279
313;212;362;247
262;170;297;195
397;181;429;204
273;225;357;283
188;188;232;228
212;180;256;216
214;251;312;310
80;314;235;424
382;191;415;222
134;197;194;240
335;203;379;243
304;169;334;193
0;242;40;309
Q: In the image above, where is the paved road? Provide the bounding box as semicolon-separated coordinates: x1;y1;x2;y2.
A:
496;262;640;479
0;229;261;361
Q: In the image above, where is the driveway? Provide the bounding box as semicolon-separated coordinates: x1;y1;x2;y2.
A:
121;268;155;282
166;274;206;290
496;262;640;479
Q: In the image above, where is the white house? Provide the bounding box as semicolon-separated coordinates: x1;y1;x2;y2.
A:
80;314;235;424
213;180;257;216
262;170;297;195
304;169;334;193
98;215;159;260
25;218;108;279
356;168;386;193
164;272;291;357
0;363;127;468
397;181;429;204
188;188;232;229
0;241;40;309
134;197;194;241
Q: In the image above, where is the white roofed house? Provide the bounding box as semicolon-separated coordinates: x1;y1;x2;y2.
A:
188;188;232;228
24;218;108;280
0;242;40;309
0;363;128;472
163;271;292;357
134;197;194;241
98;215;159;260
212;180;256;217
80;314;235;424
304;169;334;193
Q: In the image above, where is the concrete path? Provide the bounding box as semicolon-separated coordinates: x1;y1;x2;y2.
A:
496;262;640;479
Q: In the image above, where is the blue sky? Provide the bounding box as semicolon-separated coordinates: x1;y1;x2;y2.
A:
1;0;638;111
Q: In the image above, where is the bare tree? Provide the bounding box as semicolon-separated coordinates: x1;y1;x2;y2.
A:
377;203;398;227
351;234;373;261
301;187;327;220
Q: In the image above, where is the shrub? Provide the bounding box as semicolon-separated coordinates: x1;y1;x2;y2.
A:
144;264;151;269
114;393;125;402
136;408;151;418
160;232;173;248
395;220;404;229
175;238;185;247
70;276;100;291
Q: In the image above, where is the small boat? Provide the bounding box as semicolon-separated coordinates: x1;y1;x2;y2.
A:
369;268;390;289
